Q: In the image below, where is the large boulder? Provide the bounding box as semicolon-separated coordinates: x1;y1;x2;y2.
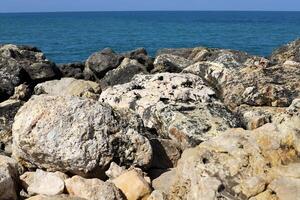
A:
85;48;123;79
100;73;239;149
12;95;152;177
65;175;125;200
0;155;22;200
157;116;300;200
100;58;148;89
34;78;101;99
270;38;300;64
183;58;299;109
0;44;59;101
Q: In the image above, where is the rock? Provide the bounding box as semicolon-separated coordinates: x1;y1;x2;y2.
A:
34;78;101;99
65;175;125;200
57;62;85;79
0;99;23;154
150;139;181;169
105;162;126;180
85;48;123;79
26;194;85;200
12;95;152;177
122;48;154;72
160;116;300;200
0;155;22;200
0;44;59;102
270;38;300;64
147;190;167;200
152;54;193;73
183;58;299;108
100;73;239;148
112;169;152;200
10;84;31;101
156;48;194;59
268;177;300;200
100;58;147;89
20;169;66;196
152;169;177;194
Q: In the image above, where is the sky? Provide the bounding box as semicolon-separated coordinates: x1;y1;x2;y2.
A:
1;0;300;13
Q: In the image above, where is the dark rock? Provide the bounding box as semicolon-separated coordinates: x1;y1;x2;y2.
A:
122;48;154;71
0;44;60;102
85;48;123;79
57;62;85;79
100;58;148;89
156;48;194;59
152;54;193;73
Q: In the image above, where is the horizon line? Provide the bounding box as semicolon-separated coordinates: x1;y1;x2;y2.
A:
1;9;300;14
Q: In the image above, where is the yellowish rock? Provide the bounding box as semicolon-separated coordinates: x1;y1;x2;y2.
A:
112;170;152;200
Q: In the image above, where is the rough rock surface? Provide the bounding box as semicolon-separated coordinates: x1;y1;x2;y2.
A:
183;58;299;108
12;95;152;177
20;169;66;196
0;99;23;154
65;175;125;200
34;78;101;99
0;45;59;101
85;48;123;79
26;195;85;200
100;72;239;148
0;155;22;200
100;58;147;89
121;48;154;72
152;54;193;73
57;62;85;79
270;38;300;64
157;116;300;200
112;169;152;200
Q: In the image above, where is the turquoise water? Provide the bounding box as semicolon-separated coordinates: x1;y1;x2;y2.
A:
0;11;300;63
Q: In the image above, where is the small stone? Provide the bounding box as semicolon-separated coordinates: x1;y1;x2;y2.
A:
65;175;125;200
25;169;65;196
105;162;126;179
112;169;152;200
269;177;300;200
240;176;266;198
26;194;85;200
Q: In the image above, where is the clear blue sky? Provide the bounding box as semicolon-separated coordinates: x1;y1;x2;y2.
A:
1;0;300;13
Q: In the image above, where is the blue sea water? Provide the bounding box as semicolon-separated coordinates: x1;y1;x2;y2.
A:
0;11;300;63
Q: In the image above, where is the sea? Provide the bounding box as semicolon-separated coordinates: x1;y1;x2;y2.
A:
0;11;300;63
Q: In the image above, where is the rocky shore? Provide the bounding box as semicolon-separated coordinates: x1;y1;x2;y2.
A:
0;39;299;200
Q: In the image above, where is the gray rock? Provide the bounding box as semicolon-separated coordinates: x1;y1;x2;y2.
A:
152;54;193;73
100;58;147;89
34;78;101;99
100;73;239;149
0;44;59;102
122;48;154;71
57;62;85;79
156;48;195;59
12;95;152;178
85;48;123;79
0;155;22;200
0;99;23;154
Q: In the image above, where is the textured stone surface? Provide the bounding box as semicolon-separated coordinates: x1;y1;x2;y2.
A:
270;38;300;64
183;58;299;108
12;95;152;177
0;99;23;154
100;73;239;148
0;155;22;200
85;48;123;79
112;169;152;200
57;62;85;79
34;78;101;99
65;175;125;200
159;116;300;200
152;54;193;73
21;169;66;196
26;194;85;200
100;58;147;89
0;44;59;101
121;48;154;72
